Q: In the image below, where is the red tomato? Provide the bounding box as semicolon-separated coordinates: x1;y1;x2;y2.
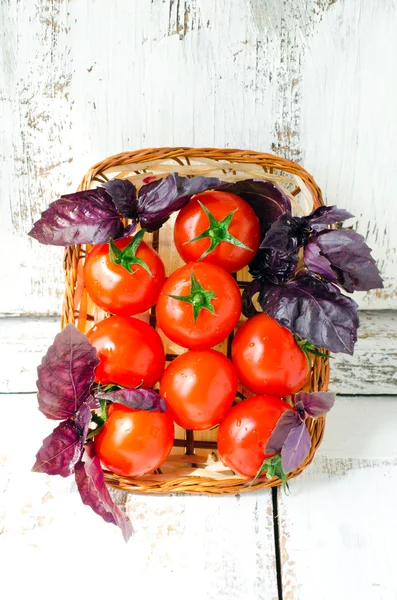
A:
83;233;165;317
87;316;165;388
160;350;238;430
232;313;309;396
174;190;261;273
156;262;242;350
94;403;174;477
217;395;293;477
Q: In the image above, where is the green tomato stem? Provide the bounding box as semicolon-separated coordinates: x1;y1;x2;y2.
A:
108;229;153;276
86;422;105;441
249;454;289;493
165;270;217;324
295;336;331;361
184;200;254;261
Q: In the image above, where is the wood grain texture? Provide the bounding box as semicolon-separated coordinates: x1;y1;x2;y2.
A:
0;0;393;315
331;310;397;395
1;393;396;599
299;0;397;310
277;395;397;600
1;312;395;395
278;459;397;600
0;393;278;600
1;324;396;598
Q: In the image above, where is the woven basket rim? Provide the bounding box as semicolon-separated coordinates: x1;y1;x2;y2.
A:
62;147;330;495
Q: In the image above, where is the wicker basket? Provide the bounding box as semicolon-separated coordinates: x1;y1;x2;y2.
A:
61;147;330;494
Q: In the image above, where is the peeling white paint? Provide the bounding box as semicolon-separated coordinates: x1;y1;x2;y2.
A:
1;313;395;395
0;393;278;600
300;0;397;308
0;0;394;313
279;458;397;600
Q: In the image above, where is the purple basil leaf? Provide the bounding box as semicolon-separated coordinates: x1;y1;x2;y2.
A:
303;205;354;231
138;173;223;231
258;271;359;354
123;222;138;237
75;445;133;542
37;324;100;420
281;422;312;473
293;400;306;421
85;395;100;410
295;391;335;418
265;410;302;454
242;280;262;318
32;418;87;477
260;212;308;252
304;242;336;279
75;402;93;433
315;229;383;293
96;387;167;413
258;205;353;256
249;247;299;284
28;188;125;246
220;180;291;238
104;179;138;220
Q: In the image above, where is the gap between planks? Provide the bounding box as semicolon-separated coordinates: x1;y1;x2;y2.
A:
0;393;279;600
2;392;396;600
274;393;397;600
0;311;396;395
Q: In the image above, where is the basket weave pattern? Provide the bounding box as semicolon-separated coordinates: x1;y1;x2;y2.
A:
61;148;330;494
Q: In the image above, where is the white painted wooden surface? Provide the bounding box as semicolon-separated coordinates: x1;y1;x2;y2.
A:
278;396;397;600
1;390;396;600
0;0;395;315
0;392;279;600
0;316;396;600
1;2;397;599
1;313;395;395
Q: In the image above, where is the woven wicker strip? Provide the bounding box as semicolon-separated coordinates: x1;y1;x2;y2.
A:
61;148;330;494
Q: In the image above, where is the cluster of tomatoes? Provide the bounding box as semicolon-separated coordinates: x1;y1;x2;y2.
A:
83;190;310;480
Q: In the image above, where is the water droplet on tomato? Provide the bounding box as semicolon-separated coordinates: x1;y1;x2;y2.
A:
236;419;241;427
249;342;255;347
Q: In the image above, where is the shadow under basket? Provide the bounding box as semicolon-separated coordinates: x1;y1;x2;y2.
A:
61;147;330;495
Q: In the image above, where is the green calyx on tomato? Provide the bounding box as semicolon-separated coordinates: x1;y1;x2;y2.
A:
165;270;217;323
86;399;108;441
184;200;254;261
295;336;331;361
109;228;153;276
250;454;289;492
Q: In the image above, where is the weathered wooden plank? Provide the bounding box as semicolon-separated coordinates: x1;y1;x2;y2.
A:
0;0;393;316
278;458;397;600
0;392;278;600
0;317;60;393
331;310;397;395
277;395;397;600
1;312;395;395
320;395;397;459
299;0;397;310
